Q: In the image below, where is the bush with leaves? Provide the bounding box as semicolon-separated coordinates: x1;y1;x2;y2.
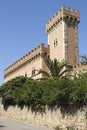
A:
0;73;87;112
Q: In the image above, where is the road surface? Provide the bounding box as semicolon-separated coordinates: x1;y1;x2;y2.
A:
0;117;50;130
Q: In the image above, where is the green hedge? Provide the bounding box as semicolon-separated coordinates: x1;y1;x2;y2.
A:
0;73;87;112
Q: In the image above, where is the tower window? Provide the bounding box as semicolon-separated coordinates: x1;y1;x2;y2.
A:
54;38;58;47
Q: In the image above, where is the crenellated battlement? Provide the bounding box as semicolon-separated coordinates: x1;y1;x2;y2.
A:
46;6;80;34
4;43;49;77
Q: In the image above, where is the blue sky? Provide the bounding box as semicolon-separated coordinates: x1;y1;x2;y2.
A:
0;0;87;85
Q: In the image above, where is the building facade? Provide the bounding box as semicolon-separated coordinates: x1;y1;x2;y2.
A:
4;44;49;82
4;6;80;82
46;6;80;67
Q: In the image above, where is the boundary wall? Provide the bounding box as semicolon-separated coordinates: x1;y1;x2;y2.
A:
0;106;87;130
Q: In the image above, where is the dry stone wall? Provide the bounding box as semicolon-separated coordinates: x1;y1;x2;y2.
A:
0;106;87;130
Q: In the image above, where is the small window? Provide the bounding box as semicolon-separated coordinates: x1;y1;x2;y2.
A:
32;67;35;76
54;41;56;47
54;38;58;47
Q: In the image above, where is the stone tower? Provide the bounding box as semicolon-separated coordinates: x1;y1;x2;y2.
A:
46;6;80;67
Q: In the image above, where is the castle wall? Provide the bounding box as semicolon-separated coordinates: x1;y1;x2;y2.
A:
4;44;49;82
4;56;43;82
65;21;79;67
74;65;87;74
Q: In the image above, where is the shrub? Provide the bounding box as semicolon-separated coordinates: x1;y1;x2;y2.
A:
0;73;87;112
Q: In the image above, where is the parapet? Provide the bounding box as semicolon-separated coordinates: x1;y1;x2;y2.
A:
46;6;80;34
4;43;49;77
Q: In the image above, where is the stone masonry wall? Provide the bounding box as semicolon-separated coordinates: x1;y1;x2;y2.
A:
0;106;87;130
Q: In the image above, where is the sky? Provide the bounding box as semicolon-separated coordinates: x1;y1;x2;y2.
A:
0;0;87;85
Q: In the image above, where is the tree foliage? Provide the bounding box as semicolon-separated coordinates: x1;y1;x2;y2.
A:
0;73;87;112
80;54;87;65
38;58;72;79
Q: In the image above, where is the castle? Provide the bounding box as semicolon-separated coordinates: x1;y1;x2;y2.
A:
4;6;81;82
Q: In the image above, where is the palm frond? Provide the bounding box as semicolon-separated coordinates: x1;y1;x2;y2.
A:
58;69;72;78
37;58;72;79
38;69;50;77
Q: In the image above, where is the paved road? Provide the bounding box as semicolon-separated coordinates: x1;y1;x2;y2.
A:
0;117;50;130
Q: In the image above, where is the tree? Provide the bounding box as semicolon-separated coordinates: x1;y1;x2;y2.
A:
38;58;72;79
80;54;87;65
